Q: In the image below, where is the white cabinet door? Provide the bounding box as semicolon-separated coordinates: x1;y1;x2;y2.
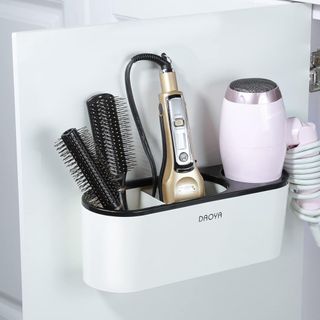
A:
12;3;311;320
0;2;63;319
112;0;286;19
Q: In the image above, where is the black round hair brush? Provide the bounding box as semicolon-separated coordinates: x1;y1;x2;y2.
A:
55;127;121;210
87;93;135;210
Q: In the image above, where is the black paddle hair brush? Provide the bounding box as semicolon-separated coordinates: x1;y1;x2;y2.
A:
55;127;121;210
87;93;135;210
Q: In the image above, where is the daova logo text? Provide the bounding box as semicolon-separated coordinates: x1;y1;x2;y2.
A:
198;212;222;222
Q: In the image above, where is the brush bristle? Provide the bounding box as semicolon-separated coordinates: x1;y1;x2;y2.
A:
55;133;91;193
77;127;120;199
87;93;136;177
55;127;120;209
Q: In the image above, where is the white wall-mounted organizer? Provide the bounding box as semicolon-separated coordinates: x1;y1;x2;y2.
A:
82;165;288;293
12;2;311;319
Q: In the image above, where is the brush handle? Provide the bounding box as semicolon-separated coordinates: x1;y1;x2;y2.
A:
117;174;128;211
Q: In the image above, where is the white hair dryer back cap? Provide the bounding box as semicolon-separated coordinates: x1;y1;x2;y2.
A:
219;78;287;183
286;117;318;147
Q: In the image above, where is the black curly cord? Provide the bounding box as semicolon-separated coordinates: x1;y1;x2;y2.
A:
125;53;172;197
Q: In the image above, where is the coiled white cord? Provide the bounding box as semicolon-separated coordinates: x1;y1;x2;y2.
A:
284;140;320;246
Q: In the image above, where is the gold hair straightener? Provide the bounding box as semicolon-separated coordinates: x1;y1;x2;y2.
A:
125;53;205;204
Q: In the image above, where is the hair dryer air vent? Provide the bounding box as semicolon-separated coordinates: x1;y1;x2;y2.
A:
225;78;282;105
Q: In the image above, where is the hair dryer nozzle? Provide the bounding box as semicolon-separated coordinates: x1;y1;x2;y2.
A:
225;78;282;105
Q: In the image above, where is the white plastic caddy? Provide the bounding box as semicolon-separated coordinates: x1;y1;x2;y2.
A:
81;166;288;293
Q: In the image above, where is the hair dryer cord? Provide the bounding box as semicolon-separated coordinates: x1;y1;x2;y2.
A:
285;139;320;246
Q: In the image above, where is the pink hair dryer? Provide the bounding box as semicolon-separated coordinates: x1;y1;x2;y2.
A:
219;78;320;246
219;78;287;183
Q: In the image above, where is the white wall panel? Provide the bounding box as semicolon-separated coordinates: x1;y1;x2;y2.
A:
0;17;38;305
0;0;63;318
